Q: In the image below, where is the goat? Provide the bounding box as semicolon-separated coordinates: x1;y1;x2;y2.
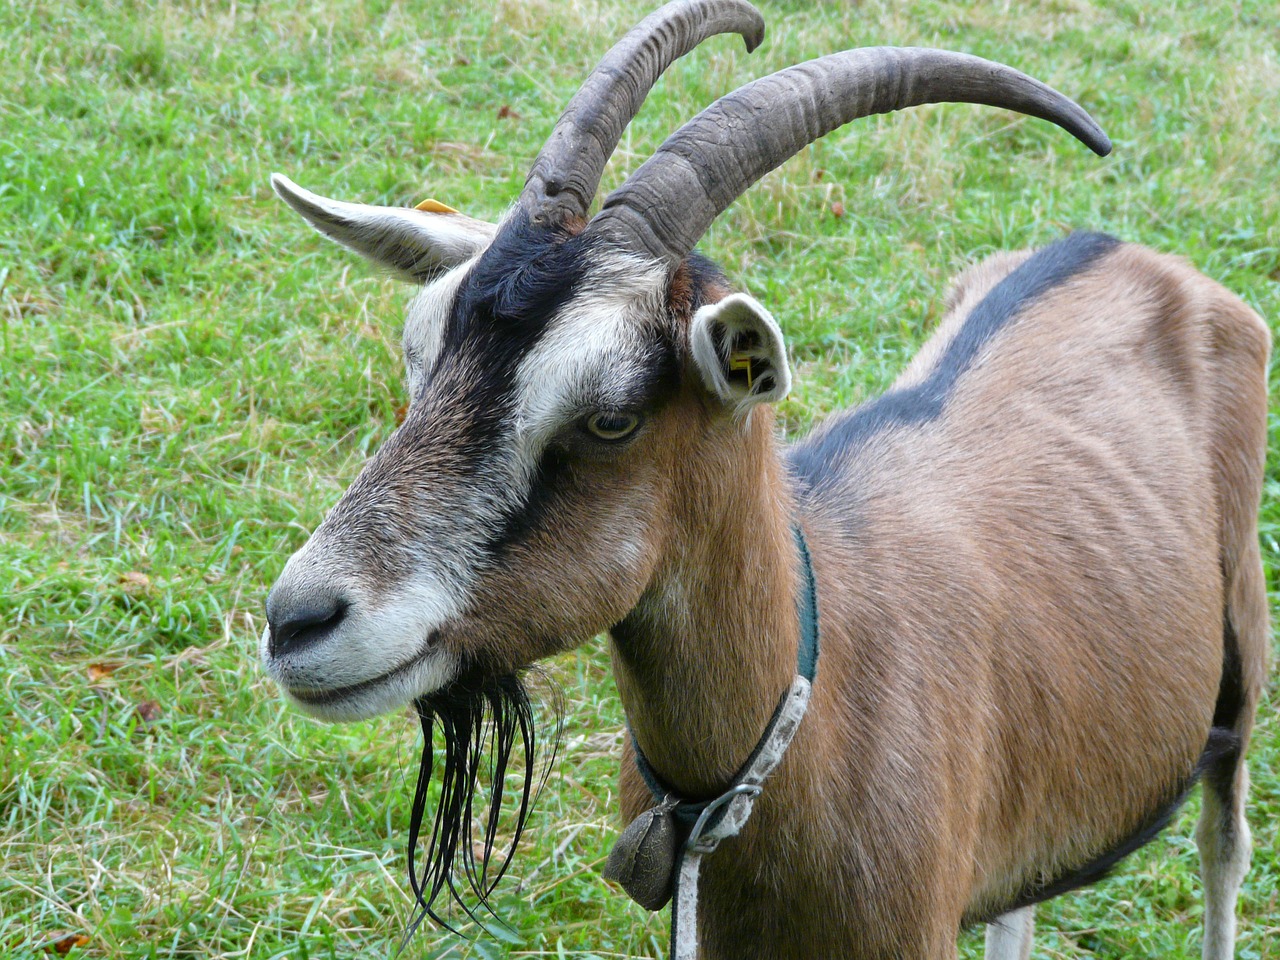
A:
258;2;1271;958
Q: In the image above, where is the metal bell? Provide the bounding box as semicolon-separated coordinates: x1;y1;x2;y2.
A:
602;799;682;911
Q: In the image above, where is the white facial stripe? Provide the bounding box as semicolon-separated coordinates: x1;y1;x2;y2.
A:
513;252;668;451
402;256;479;397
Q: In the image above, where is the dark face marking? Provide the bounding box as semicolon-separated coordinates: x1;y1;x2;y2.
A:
787;232;1121;488
413;218;689;569
482;328;682;560
324;215;606;559
449;212;598;348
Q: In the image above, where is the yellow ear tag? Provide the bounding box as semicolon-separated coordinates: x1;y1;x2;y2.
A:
414;198;459;214
728;353;754;390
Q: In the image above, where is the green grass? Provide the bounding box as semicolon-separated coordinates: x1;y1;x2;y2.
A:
1;0;1277;957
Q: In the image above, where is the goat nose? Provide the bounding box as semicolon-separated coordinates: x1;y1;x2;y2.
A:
265;586;348;658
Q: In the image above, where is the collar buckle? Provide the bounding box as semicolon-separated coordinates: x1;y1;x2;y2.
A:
685;783;763;854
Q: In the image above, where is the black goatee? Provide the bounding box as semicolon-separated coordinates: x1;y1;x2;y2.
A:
402;671;555;944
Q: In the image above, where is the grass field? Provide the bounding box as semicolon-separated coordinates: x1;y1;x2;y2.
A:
2;0;1277;957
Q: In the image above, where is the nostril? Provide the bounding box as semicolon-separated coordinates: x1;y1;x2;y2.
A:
266;592;348;658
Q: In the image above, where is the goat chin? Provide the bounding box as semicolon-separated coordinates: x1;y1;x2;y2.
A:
260;624;461;723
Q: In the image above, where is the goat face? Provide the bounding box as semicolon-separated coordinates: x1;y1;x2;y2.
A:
260;182;793;721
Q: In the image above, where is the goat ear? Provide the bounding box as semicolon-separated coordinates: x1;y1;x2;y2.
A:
270;174;496;282
690;293;792;413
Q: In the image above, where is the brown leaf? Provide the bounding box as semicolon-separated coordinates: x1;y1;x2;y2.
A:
496;104;522;120
140;405;174;433
830;201;845;219
134;701;163;724
47;933;90;955
87;662;121;683
119;571;151;593
395;402;409;425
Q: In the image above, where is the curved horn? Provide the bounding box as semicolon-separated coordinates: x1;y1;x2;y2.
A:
519;0;765;228
588;47;1112;265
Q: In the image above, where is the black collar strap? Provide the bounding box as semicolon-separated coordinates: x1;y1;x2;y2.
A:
624;524;820;960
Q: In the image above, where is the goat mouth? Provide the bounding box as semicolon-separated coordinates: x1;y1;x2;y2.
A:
284;632;443;708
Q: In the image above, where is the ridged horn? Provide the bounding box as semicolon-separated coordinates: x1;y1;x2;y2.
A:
588;47;1112;265
519;0;765;228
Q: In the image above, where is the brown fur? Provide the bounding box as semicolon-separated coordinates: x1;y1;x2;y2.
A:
604;242;1270;958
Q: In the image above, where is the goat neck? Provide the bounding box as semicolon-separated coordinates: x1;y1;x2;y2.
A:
608;400;804;800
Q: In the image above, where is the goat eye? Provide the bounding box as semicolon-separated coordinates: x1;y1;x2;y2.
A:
584;411;641;441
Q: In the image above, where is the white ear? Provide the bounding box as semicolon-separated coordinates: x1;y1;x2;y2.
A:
271;174;496;282
690;293;792;414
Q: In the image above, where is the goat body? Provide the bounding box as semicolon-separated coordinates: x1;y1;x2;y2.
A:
260;3;1270;957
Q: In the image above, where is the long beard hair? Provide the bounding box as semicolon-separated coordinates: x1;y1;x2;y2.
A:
403;671;557;943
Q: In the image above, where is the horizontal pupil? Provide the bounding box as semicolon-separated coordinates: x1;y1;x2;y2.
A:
589;413;637;438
